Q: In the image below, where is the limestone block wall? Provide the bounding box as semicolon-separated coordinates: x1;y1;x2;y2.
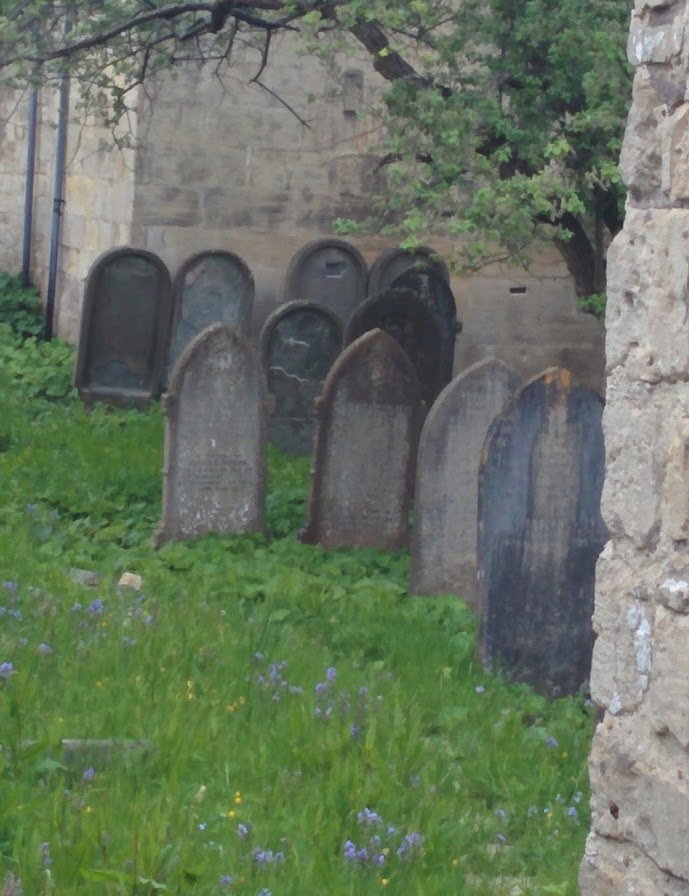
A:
580;2;689;893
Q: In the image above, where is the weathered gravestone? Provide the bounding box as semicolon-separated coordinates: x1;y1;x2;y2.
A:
284;238;367;323
259;301;343;455
75;247;172;406
344;288;445;410
154;324;267;545
391;265;460;383
300;329;424;550
166;250;254;382
409;360;523;609
477;368;607;698
367;246;450;296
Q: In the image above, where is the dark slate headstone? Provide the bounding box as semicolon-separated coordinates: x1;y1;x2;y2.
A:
344;288;445;410
477;368;607;698
300;329;424;550
166;250;254;382
75;247;172;407
409;360;524;609
259;300;343;455
154;324;267;545
284;239;367;323
367;246;449;296
391;265;460;382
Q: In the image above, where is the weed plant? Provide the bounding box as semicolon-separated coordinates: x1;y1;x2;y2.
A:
0;293;594;895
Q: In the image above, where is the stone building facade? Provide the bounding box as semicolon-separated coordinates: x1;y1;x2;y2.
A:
580;1;689;892
0;32;603;389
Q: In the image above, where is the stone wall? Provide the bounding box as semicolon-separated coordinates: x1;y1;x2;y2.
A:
0;36;603;388
580;2;689;893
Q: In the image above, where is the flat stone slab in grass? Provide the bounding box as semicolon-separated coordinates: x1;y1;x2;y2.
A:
166;250;254;383
409;360;523;608
344;288;445;411
259;300;343;455
74;247;172;407
284;238;367;323
300;329;423;550
155;323;267;545
477;368;607;698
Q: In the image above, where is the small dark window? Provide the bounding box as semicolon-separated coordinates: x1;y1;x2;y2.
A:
509;286;527;295
325;261;347;279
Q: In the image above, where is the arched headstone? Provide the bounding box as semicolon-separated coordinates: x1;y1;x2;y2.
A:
344;288;445;410
74;247;172;407
409;360;524;609
477;368;607;698
300;329;424;550
391;265;460;382
155;324;267;545
166;250;254;382
367;246;449;296
283;239;367;322
259;300;343;455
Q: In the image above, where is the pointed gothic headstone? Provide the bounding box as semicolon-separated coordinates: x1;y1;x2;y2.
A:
300;329;424;550
155;324;267;545
477;368;607;697
409;360;524;608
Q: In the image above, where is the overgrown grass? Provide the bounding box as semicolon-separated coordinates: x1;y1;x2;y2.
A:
0;291;593;895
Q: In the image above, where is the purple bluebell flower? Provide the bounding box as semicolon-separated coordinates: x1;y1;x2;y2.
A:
256;889;272;896
87;599;104;616
344;840;357;861
397;832;423;857
218;875;233;886
495;808;506;818
71;602;82;612
326;666;337;681
496;833;506;845
3;581;18;593
237;823;249;839
357;807;383;827
82;767;96;783
315;682;327;696
0;662;13;679
40;841;52;868
144;614;154;626
567;806;578;819
38;643;52;656
545;735;559;748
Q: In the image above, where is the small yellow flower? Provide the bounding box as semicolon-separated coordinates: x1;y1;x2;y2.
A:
95;681;103;689
85;806;93;814
226;704;236;712
234;791;242;805
452;858;460;867
381;879;389;887
227;810;236;819
238;696;246;705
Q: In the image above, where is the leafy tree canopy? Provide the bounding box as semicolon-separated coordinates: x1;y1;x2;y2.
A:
0;0;634;295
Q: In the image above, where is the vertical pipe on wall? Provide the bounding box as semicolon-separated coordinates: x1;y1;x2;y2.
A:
44;22;71;340
21;88;38;288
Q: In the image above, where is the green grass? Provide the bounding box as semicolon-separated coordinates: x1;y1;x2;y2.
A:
0;310;593;896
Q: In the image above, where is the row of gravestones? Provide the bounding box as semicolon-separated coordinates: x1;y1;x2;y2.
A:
73;241;457;417
156;323;607;701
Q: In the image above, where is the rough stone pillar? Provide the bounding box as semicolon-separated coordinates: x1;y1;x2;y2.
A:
579;2;689;893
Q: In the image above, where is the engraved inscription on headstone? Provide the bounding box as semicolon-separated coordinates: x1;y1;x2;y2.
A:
284;239;367;323
344;288;445;410
367;246;449;297
391;265;460;383
477;368;607;697
259;301;343;455
155;323;267;545
300;329;423;550
166;250;254;382
75;247;172;407
409;360;524;609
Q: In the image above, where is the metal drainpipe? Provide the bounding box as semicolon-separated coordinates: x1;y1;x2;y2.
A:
44;23;71;340
21;88;38;288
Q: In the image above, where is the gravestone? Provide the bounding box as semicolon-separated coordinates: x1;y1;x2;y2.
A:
166;250;254;382
391;265;460;382
74;247;172;406
367;246;449;296
259;300;343;455
477;368;607;698
409;360;523;609
300;329;423;550
344;288;445;410
155;324;267;545
284;239;367;323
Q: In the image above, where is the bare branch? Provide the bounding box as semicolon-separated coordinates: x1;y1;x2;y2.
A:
253;78;311;129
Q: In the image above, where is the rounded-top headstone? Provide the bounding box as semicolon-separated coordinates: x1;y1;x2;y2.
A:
283;239;367;323
75;246;172;407
258;300;343;455
166;250;254;382
344;288;445;410
367;246;449;297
